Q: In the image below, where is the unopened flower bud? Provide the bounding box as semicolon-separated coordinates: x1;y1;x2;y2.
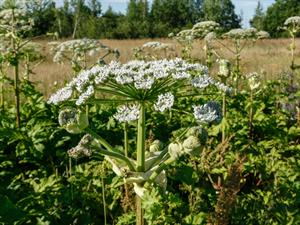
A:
149;140;163;152
183;136;201;151
168;142;183;160
58;108;89;134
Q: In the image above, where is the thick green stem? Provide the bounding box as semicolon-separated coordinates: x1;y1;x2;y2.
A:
137;103;146;172
136;103;146;225
249;90;254;139
86;128;136;171
124;122;129;157
11;9;20;127
0;65;4;110
14;61;20;127
290;32;296;85
222;93;226;143
101;174;107;225
234;40;241;94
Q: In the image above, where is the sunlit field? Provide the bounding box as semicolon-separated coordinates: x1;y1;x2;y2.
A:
22;38;299;97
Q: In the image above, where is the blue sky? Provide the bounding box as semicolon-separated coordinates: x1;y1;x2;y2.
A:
56;0;276;27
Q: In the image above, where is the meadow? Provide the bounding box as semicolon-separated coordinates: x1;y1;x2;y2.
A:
26;38;299;97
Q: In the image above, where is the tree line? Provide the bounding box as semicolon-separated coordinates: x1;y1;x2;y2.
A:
1;0;299;39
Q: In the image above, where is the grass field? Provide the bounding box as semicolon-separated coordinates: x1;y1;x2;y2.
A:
7;38;300;96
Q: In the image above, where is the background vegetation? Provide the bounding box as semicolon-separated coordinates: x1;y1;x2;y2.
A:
1;0;300;39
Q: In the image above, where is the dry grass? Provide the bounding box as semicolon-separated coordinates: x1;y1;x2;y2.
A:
5;38;300;96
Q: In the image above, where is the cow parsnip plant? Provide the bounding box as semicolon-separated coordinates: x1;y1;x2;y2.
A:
49;58;225;225
221;28;269;93
282;16;300;83
0;5;34;127
172;21;220;65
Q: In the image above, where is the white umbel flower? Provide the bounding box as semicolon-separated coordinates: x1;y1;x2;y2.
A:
154;92;174;112
193;101;222;124
114;104;140;122
48;86;73;105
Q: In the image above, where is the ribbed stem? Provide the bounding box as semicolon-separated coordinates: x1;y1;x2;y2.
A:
136;103;146;225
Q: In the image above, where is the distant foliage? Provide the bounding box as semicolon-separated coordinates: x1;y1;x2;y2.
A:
0;0;243;39
260;0;300;37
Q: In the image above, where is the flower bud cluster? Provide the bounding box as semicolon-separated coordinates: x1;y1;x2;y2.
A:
58;108;89;134
168;126;208;159
50;39;108;64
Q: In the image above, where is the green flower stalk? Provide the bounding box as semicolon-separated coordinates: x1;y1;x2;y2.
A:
217;59;231;143
173;21;220;65
282;16;300;84
246;72;261;139
220;28;269;94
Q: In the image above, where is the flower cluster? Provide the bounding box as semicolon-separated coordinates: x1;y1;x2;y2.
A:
154;92;174;112
50;39;110;64
223;28;258;40
284;16;300;26
283;16;300;34
256;31;270;39
192;21;220;39
174;21;220;43
193;101;222;124
114;104;140;122
246;72;261;91
0;8;33;36
48;58;227;122
142;41;173;51
49;58;209;105
218;59;231;78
